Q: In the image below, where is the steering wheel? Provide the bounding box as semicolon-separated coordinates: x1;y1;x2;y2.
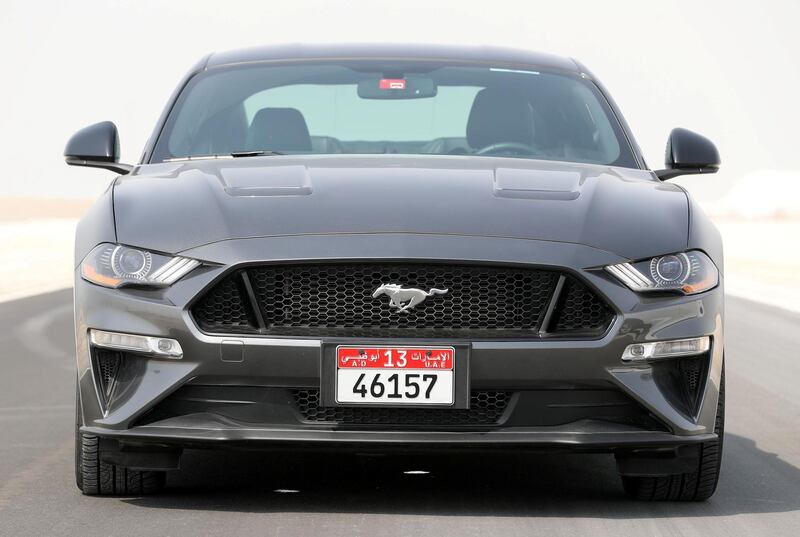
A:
475;142;538;156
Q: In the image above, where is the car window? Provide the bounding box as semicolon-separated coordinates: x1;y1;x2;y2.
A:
152;61;636;168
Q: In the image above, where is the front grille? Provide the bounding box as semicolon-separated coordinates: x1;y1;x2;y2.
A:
549;277;612;333
193;274;254;332
292;389;511;426
192;263;614;338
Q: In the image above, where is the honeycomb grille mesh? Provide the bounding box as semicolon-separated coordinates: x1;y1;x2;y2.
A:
677;354;710;416
97;353;118;387
549;277;614;333
94;349;121;399
292;389;512;426
680;357;703;393
249;263;558;338
191;263;613;338
193;275;255;334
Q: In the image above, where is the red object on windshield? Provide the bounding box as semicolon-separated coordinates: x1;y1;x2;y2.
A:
379;78;406;90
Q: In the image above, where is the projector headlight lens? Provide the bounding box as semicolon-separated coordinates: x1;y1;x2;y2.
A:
114;247;151;278
81;243;200;288
652;254;687;284
606;250;718;295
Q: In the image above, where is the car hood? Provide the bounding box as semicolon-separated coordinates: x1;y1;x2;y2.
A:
113;155;688;260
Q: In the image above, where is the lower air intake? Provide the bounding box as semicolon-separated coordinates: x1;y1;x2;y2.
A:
679;355;710;414
292;389;512;426
93;349;121;401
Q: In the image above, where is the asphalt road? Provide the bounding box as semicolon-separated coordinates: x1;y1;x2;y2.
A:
1;290;798;536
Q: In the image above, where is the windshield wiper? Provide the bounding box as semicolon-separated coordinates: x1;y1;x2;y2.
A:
164;154;231;162
230;150;285;157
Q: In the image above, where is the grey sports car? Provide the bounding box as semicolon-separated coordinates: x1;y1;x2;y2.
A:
67;44;724;500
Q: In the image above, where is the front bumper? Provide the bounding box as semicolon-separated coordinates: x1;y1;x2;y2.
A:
75;233;724;452
82;421;717;451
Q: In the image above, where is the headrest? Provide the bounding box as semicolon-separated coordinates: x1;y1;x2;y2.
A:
466;88;534;149
246;108;312;152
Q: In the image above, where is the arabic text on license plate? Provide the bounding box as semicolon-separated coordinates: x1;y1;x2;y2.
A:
336;346;454;405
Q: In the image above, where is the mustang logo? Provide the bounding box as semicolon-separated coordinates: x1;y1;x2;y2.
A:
372;283;449;313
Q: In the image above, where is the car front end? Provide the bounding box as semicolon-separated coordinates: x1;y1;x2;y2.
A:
69;45;725;500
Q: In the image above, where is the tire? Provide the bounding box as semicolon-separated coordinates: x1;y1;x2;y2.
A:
621;365;724;501
75;391;165;495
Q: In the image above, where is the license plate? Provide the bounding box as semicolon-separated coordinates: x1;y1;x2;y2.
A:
336;346;455;405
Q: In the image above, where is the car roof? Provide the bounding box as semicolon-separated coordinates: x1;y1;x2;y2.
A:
205;43;580;73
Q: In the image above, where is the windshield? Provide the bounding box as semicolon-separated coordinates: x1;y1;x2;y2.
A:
150;60;638;167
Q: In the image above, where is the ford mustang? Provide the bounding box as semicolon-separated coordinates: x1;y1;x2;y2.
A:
67;44;724;500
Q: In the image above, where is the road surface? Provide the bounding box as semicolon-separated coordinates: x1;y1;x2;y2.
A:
1;290;798;536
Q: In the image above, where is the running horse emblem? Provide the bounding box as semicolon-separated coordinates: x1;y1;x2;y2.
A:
371;283;449;313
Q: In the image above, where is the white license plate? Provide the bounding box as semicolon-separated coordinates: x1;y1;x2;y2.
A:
335;346;455;405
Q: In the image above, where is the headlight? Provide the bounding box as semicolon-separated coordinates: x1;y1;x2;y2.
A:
605;250;718;295
81;243;200;288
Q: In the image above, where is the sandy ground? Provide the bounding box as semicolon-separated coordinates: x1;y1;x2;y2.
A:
0;200;797;312
0;198;93;221
714;219;800;313
0;218;77;303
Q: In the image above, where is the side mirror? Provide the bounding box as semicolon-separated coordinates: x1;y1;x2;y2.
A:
64;121;133;175
655;128;720;180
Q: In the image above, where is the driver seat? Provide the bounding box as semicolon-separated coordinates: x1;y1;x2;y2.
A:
466;88;535;151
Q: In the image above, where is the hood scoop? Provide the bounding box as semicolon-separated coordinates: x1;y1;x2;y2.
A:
493;167;581;200
221;164;312;197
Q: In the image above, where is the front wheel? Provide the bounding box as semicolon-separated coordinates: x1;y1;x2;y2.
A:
621;366;724;501
75;392;165;495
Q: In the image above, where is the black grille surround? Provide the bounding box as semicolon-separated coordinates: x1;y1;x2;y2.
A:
191;262;614;339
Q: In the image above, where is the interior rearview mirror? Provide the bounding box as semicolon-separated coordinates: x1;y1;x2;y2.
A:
655;128;720;180
64;121;133;175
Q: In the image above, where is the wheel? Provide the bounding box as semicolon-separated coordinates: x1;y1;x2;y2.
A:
621;366;724;501
75;390;165;495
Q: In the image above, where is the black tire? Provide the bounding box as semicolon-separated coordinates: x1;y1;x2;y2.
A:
75;391;165;495
621;366;724;501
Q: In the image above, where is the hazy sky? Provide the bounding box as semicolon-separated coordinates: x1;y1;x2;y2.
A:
2;0;799;203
